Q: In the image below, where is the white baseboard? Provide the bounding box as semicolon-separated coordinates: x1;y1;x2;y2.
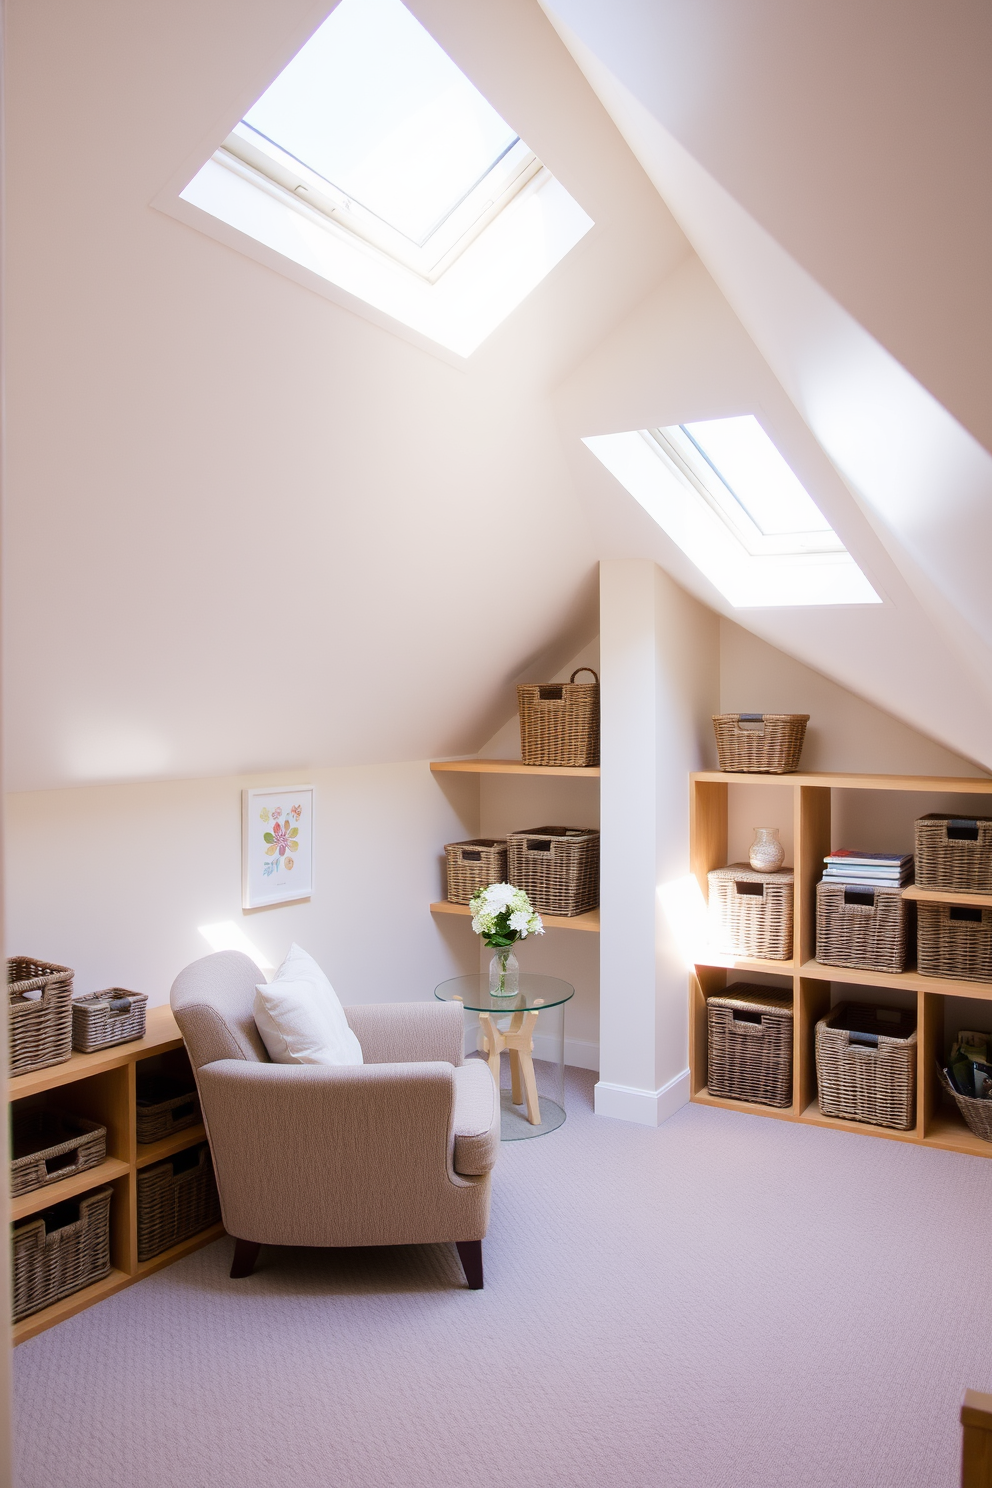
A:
462;1021;599;1073
593;1067;690;1127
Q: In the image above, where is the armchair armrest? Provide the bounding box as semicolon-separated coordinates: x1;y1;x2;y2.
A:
197;1057;484;1249
344;999;464;1066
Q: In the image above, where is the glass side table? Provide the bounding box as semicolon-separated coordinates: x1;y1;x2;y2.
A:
435;975;574;1140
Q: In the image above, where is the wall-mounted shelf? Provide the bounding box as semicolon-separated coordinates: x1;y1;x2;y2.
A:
430;901;599;933
9;1003;222;1344
430;759;600;779
689;769;992;1163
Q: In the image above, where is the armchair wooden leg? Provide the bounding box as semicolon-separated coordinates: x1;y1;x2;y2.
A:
230;1239;261;1279
455;1239;484;1290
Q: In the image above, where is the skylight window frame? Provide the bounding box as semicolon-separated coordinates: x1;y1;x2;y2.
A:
223;121;542;283
648;424;846;558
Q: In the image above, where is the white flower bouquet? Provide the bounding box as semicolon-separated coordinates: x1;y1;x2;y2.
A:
469;882;544;948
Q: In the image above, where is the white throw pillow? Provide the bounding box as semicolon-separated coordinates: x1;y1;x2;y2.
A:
254;943;363;1066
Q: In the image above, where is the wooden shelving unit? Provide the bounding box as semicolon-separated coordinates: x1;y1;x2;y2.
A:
9;1004;223;1344
430;758;601;932
689;769;992;1161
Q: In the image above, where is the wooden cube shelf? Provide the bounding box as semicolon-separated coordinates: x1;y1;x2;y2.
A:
689;770;992;1161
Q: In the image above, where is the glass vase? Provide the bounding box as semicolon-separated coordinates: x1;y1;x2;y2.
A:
488;945;520;998
749;826;785;873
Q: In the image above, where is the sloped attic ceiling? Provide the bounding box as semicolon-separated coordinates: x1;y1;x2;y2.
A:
3;0;688;791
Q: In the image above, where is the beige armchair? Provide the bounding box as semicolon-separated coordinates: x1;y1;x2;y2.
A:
170;951;499;1288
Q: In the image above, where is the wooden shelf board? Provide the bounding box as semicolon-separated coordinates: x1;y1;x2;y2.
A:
13;1268;133;1346
10;1004;182;1100
692;770;992;793
11;1158;131;1222
693;954;794;976
799;960;992;1001
135;1221;226;1278
902;885;992;908
430;759;600;779
691;1088;797;1120
798;1099;921;1145
136;1124;207;1169
924;1112;992;1159
430;901;600;932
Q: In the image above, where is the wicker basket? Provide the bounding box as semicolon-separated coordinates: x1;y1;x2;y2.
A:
12;1186;112;1322
917;901;992;982
443;840;507;906
915;814;992;895
10;1109;107;1199
712;714;809;773
137;1144;221;1262
815;881;914;973
815;1003;917;1129
707;865;794;960
506;826;599;916
8;958;74;1078
707;989;793;1108
72;988;148;1053
517;669;599;768
136;1074;201;1144
937;1065;992;1143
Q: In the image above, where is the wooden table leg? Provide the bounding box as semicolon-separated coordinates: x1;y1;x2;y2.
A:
509;1049;523;1105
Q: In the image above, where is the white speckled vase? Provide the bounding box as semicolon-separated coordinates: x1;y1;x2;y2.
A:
749;827;785;873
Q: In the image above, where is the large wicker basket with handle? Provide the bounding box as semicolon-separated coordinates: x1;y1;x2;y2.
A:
517;668;599;768
712;714;809;773
707;989;793;1108
12;1186;112;1322
506;825;599;917
135;1074;201;1144
8;957;74;1078
915;814;992;895
815;881;913;973
937;1065;992;1143
917;901;992;982
815;1002;917;1129
10;1109;107;1199
443;839;507;906
137;1144;221;1262
707;865;794;961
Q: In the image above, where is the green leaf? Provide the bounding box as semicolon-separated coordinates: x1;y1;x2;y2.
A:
263;832;275;843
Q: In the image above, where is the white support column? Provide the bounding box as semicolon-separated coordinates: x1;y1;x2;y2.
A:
596;560;719;1125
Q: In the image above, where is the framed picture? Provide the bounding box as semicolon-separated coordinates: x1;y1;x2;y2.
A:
242;785;314;909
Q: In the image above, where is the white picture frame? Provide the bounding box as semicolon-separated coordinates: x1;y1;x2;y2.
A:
242;785;314;909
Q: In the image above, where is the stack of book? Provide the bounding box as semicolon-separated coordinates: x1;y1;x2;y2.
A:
821;850;914;888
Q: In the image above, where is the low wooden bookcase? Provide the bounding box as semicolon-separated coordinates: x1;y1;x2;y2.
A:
689;770;992;1160
9;1003;222;1344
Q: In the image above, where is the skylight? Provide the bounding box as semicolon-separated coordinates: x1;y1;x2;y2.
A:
170;0;594;354
584;418;880;607
239;0;521;249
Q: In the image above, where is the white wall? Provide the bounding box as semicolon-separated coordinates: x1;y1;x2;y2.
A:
5;762;480;1007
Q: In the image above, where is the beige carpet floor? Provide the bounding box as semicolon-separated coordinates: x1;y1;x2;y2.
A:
13;1067;991;1488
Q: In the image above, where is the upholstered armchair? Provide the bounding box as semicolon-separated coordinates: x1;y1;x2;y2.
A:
170;951;499;1288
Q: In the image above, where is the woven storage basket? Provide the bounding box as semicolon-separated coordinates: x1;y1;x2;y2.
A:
72;988;148;1053
917;901;992;982
506;825;599;916
517;668;599;768
707;865;794;961
11;1186;112;1323
815;1003;917;1129
443;839;507;906
137;1143;221;1262
915;814;992;894
8;957;74;1078
712;714;809;773
136;1074;201;1144
10;1109;107;1199
815;881;914;974
937;1065;992;1143
707;989;793;1108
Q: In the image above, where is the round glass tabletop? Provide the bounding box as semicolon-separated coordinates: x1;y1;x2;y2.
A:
434;973;574;1014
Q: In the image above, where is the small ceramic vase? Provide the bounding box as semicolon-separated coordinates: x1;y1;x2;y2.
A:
489;945;520;997
749;827;785;873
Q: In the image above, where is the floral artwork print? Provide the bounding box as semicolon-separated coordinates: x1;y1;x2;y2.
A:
260;802;303;877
